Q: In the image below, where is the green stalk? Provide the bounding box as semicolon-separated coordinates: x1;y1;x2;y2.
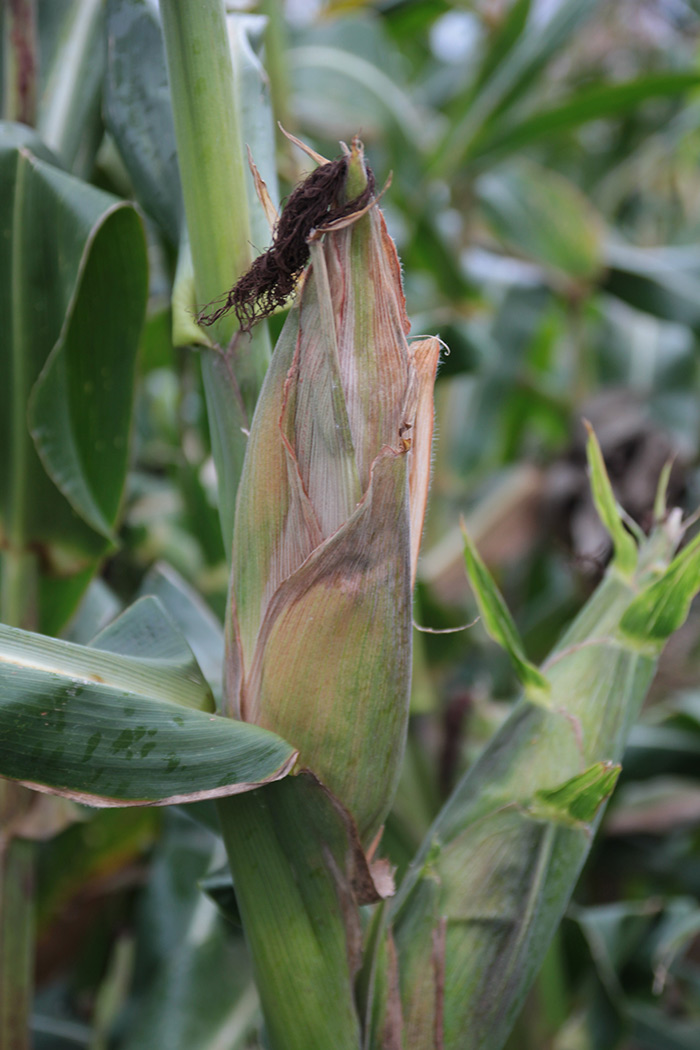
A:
1;106;38;1050
160;0;271;547
261;0;292;139
160;0;251;338
0;787;34;1050
2;55;37;634
2;0;38;126
217;778;363;1050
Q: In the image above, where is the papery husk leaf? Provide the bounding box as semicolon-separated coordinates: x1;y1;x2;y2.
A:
287;237;362;536
407;337;440;586
228;309;323;698
246;449;412;845
227;143;436;843
327;148;411;492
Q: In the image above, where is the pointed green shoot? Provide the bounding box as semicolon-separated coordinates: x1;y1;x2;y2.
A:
620;529;700;651
527;761;621;828
461;519;550;705
653;459;674;523
585;421;637;578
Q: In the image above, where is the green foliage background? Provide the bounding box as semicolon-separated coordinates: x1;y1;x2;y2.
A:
3;0;700;1047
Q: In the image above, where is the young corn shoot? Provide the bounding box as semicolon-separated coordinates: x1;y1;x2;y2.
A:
367;430;700;1050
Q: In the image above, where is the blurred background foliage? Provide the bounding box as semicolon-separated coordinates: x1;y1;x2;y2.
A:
3;0;700;1046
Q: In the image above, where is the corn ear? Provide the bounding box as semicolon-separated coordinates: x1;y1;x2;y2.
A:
226;142;439;844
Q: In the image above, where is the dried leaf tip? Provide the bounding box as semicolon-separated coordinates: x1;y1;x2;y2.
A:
199;141;377;332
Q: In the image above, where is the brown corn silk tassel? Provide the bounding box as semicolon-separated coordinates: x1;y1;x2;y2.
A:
199;156;376;331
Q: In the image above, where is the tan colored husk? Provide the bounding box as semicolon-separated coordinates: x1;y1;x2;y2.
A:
225;141;439;843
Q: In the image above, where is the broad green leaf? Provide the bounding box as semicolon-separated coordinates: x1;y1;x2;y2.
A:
470;0;531;99
29;198;145;540
624;722;700;781
569;899;664;997
475;163;605;284
604;242;700;329
472;72;700;164
461;521;550;705
37;0;105;174
65;577;123;644
585;424;637;578
568;898;700;1049
137;563;224;703
0;122;147;630
104;0;183;243
432;0;602;176
290;44;428;151
0;617;296;805
628;1004;700;1050
651;902;700;997
89;596;214;712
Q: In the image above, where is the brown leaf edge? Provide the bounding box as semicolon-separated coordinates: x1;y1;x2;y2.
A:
305;769;396;907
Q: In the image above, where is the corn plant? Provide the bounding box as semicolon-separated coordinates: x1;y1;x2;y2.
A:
2;1;700;1048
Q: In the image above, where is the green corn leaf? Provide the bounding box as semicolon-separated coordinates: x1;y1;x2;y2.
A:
0;122;147;632
619;535;700;649
104;0;183;243
431;0;602;177
469;0;532;100
585;422;637;578
37;0;105;174
461;521;550;705
120;811;259;1050
0;614;296;806
88;596;214;712
603;241;700;328
471;72;700;165
527;761;621;827
137;563;224;704
475;163;605;284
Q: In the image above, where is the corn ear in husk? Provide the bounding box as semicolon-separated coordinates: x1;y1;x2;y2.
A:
225;141;439;844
